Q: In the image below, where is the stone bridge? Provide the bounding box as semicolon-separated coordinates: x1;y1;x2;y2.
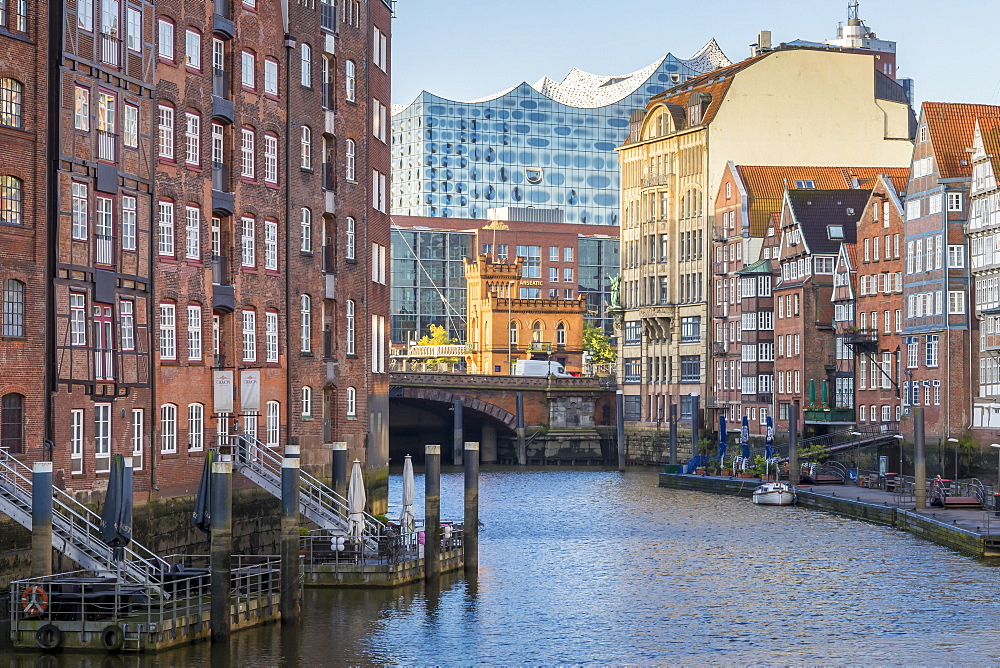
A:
388;373;617;465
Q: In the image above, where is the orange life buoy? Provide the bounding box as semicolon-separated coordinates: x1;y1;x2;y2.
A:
20;585;48;616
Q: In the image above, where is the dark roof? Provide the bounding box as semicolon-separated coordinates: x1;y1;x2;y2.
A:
874;70;908;105
736;259;772;275
786;189;869;255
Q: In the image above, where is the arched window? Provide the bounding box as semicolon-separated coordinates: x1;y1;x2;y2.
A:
346;387;356;417
300;207;311;252
160;403;177;453
345;60;356;101
300;125;311;169
556;321;566;346
0;79;23;128
187;403;204;451
266;400;279;446
0;176;23;225
345;139;355;180
509;320;518;345
345;299;355;355
2;279;25;337
300;294;311;352
301;386;312;418
345;216;355;259
300;43;312;87
532;321;542;343
0;393;24;454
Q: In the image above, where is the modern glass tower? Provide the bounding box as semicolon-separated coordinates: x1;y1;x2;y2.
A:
391;41;731;226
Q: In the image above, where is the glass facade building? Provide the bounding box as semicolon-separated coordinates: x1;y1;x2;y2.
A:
391;42;730;226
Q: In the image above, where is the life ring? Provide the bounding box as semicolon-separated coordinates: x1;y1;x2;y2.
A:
35;623;61;651
20;585;48;616
101;624;125;652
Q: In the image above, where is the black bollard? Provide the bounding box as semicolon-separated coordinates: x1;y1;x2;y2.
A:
280;443;301;622
914;407;926;509
669;403;678;466
464;441;479;573
31;462;53;578
789;402;799;487
453;399;464;467
210;453;233;642
331;442;347;503
424;444;441;580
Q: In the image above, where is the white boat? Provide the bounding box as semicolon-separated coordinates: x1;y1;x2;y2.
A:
752;481;796;506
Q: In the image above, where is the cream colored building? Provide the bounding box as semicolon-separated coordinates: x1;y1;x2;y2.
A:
617;46;914;430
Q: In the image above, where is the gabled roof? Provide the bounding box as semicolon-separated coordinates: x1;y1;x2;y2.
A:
978;117;1000;179
735;165;909;237
922;102;1000;180
736;259;772;275
785;189;869;255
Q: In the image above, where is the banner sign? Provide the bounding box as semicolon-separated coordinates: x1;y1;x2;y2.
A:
213;370;234;414
241;370;261;413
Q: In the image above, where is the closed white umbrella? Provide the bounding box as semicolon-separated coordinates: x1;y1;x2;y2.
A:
347;459;367;540
399;455;416;533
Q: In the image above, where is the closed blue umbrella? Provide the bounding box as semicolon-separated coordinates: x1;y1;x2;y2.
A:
765;415;775;460
100;453;133;562
741;415;751;460
717;414;727;463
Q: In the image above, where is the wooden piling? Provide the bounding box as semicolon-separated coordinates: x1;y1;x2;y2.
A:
31;462;53;578
464;441;479;574
210;454;233;642
280;443;301;622
424;444;441;580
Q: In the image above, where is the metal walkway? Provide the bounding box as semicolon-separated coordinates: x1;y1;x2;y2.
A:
0;449;168;583
232;436;383;548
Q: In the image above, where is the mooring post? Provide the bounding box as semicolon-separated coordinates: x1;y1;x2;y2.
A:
788;401;799;487
331;442;348;503
453;399;464;467
616;390;625;471
463;441;479;574
515;392;526;466
280;442;301;622
914;407;926;509
31;462;53;578
668;403;678;466
210;452;233;642
424;444;441;580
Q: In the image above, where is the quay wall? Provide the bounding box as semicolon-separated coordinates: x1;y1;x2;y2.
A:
659;474;990;558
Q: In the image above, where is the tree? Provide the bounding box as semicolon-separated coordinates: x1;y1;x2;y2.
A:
415;324;460;364
583;323;616;364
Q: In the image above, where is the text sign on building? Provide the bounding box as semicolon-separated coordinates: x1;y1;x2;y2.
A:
213;370;234;414
241;370;261;413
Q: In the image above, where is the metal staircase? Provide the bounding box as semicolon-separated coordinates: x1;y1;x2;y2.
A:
232;435;384;547
0;449;168;583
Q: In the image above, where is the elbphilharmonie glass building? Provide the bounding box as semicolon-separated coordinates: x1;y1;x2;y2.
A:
391;41;732;226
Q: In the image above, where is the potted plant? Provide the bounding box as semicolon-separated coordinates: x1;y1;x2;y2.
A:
707;458;718;476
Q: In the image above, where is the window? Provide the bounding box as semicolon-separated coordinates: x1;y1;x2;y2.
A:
549;267;558;283
119;299;134;350
122;103;138;148
564;247;573;263
264;58;278;96
241;50;255;88
680;355;700;382
159;303;176;359
948;192;963;212
241;127;255;178
300;294;311;352
681;316;700;342
300;43;311;87
345;299;355;355
187;304;201;360
68;292;86;346
948;291;965;315
373;98;387;143
77;0;93;29
556;321;566;346
157;18;174;60
346;387;356;417
70;409;84;472
926;335;939;367
240;216;254;267
75;86;90;131
509;319;518;345
0;393;23;454
300;126;311;169
549;246;558;262
345;60;356;101
266;310;278;362
241;309;256;361
184;29;200;69
184;112;199;165
948;245;965;268
300;208;311;252
264;219;277;270
373;25;387;71
185;206;200;259
130;409;143;470
124;6;141;52
345;138;355;180
261;133;278;184
158;104;174;158
158;200;174;255
300;386;313;418
814;257;835;274
264;400;279;447
160;404;177;453
186;403;204;451
345;216;355;260
0;79;23;128
0;176;22;226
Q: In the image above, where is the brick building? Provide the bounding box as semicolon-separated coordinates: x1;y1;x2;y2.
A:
0;0;48;460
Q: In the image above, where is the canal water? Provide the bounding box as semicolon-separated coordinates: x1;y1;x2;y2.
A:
11;468;1000;665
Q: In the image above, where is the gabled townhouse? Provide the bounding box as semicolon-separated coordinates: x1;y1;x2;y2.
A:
902;103;1000;444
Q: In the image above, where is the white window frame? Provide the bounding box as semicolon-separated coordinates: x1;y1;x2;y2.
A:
158;200;174;256
123;103;138;147
345;138;355;181
242;309;256;362
187;304;202;361
157;104;174;158
266;401;279;447
187;403;204;451
346;216;355;260
185;205;200;259
72;182;89;239
264;133;278;183
159;302;176;360
70;293;87;346
264;219;278;270
241;127;255;178
119;299;135;350
300;126;311;169
948;290;966;315
266;310;278;362
948;192;963;212
345;59;355;101
301;386;312;418
241;216;255;267
71;409;84;474
157;18;174;61
300;43;311;87
346;387;356;417
241;50;255;89
131;409;143;470
300;208;311;252
160;404;177;454
345;299;355;355
121;195;136;251
264;58;278;96
300;294;311;352
184;112;200;165
185;29;201;69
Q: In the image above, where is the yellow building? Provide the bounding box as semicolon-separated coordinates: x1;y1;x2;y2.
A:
617;46;914;426
465;256;587;375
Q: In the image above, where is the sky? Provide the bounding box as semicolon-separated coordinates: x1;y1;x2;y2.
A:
391;0;1000;110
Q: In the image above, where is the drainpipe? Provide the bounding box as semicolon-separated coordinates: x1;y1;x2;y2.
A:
43;0;62;464
281;16;294;450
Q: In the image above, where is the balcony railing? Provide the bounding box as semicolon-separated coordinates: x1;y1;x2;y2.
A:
213;68;229;98
323;329;334;359
211;254;230;285
212;161;230;192
712;303;729;319
322;82;335;111
322;244;335;274
95;234;114;265
640;173;670;188
803;407;856;423
100;32;121;67
322;163;336;191
529;341;553;352
842;329;879;353
97;129;117;161
712;342;729;356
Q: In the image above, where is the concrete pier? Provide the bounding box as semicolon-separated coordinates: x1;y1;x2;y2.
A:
331;442;348;502
280;443;301;622
453;399;464;467
914;407;926;510
788;402;799;487
515;393;526;466
481;423;497;464
424;444;441;580
464;441;479;574
30;462;52;578
210;454;233;642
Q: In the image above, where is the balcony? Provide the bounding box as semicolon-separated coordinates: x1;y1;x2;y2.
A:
213;0;235;39
212;70;235;124
712;302;729;319
322;83;335;111
640;173;670;188
842;329;879;354
803;407;856;423
713;260;728;277
529;341;553;353
97;129;117;162
322;163;336;191
712;342;729;356
211;255;235;313
100;32;121;67
95;234;114;266
713;225;729;243
212;162;234;216
322;244;335;274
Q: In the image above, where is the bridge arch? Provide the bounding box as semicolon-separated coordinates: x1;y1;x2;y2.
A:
391;387;517;431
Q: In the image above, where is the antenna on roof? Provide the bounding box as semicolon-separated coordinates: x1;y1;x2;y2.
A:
847;0;860;21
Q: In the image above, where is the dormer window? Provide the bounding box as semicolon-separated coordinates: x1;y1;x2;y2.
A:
828;225;845;240
794;180;815;189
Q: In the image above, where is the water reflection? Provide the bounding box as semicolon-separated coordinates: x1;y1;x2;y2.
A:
7;469;1000;665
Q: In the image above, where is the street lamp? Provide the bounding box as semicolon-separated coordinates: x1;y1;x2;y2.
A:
893;434;904;476
946;437;959;479
507;280;515;374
